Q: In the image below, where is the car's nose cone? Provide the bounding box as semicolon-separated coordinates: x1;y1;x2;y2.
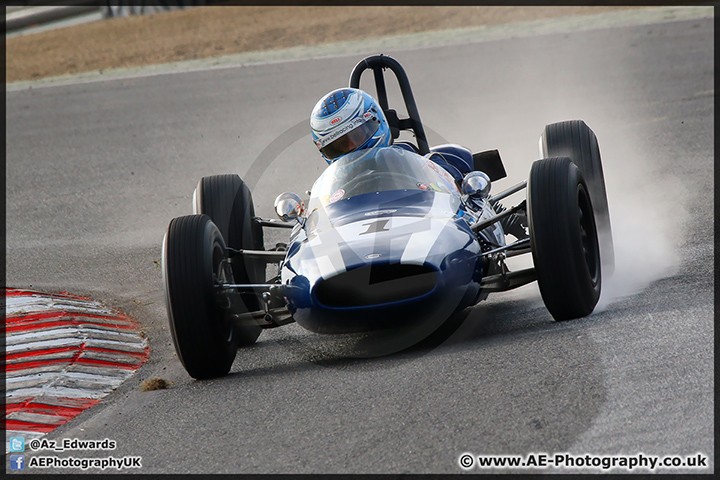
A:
314;262;437;308
281;191;483;334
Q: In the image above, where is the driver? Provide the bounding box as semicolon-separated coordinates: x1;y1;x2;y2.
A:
310;88;528;240
310;88;459;177
310;88;393;164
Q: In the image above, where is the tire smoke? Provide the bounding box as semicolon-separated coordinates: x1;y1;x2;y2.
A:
594;132;686;310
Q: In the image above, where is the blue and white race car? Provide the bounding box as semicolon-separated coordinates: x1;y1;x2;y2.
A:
162;54;614;379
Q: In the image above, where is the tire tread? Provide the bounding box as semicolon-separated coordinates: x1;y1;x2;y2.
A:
165;214;237;379
543;120;614;274
196;174;264;345
528;157;601;321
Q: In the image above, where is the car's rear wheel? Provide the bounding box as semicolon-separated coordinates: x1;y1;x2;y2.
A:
194;174;263;345
541;120;614;275
163;214;237;379
528;157;601;321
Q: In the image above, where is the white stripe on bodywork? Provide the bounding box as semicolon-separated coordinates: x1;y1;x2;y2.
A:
427;191;457;218
308;216;407;279
301;193;459;278
401;194;455;264
400;218;452;264
314;256;338;281
306;228;348;280
304;203;348;280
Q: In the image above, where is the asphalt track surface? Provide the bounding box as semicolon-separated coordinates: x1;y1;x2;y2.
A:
6;11;714;474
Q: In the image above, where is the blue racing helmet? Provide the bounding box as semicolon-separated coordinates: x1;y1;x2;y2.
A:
311;88;391;164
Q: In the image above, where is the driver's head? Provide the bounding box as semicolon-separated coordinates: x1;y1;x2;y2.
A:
311;88;391;164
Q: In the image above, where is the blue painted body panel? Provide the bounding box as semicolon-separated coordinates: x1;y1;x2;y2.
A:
281;190;483;333
278;147;501;334
395;143;475;182
430;144;475;175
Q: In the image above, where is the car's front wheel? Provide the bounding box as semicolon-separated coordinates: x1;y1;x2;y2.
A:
162;214;238;379
527;157;601;321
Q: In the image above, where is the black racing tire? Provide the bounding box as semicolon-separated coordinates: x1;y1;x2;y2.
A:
163;214;238;379
194;174;263;345
541;120;614;275
528;157;601;321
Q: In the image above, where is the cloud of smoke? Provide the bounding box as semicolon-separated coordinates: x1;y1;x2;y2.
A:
500;124;686;314
475;38;690;314
458;74;688;315
594;130;685;310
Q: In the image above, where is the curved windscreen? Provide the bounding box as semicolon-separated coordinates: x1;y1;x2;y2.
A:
308;147;460;212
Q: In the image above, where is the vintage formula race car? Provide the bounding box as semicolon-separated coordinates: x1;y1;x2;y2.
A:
162;54;614;379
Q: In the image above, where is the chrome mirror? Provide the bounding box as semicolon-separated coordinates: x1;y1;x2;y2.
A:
274;192;304;223
461;171;491;199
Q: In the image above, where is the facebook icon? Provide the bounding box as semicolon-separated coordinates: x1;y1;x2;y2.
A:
10;455;25;470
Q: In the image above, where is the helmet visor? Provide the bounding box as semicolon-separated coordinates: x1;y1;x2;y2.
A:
320;120;380;160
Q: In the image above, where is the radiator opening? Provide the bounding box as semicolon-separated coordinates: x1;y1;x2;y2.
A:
315;263;437;308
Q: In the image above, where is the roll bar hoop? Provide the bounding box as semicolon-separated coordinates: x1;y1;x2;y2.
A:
348;54;430;155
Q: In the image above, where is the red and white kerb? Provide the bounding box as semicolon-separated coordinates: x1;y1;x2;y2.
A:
3;289;149;450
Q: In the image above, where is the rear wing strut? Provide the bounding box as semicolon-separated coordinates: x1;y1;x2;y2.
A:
348;54;430;155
